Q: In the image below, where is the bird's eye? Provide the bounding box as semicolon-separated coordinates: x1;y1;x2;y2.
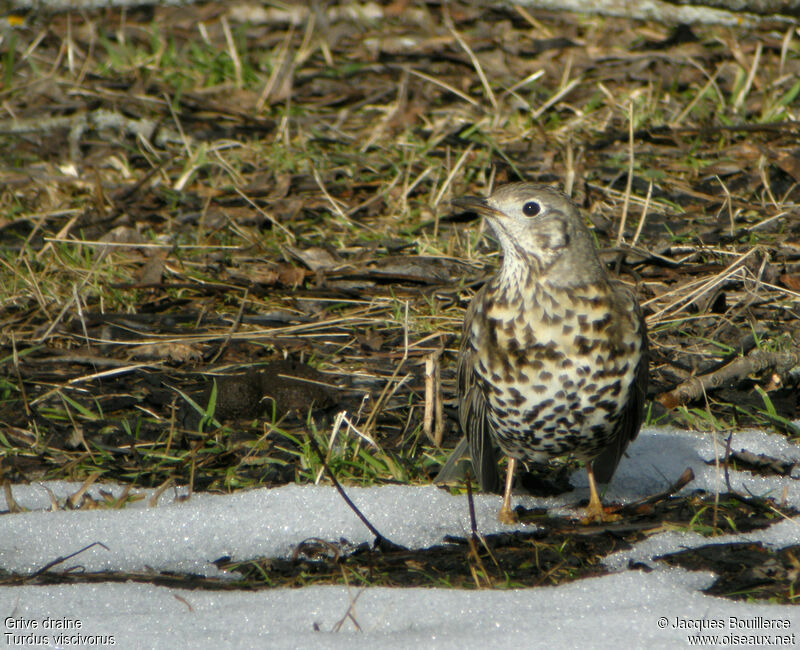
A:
522;201;541;217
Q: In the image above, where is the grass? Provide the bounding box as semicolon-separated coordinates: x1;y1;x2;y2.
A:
0;0;798;599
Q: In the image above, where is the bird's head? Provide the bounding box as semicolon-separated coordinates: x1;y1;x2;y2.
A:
452;182;606;286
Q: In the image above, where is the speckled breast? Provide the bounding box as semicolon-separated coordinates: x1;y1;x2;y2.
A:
470;280;643;463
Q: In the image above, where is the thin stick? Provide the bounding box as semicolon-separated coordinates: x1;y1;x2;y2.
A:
363;302;409;433
434;143;475;207
29;542;110;579
617;100;634;246
734;42;761;113
423;348;444;445
531;77;580;120
209;289;249;364
445;9;496;110
221;16;242;88
466;474;478;540
630;181;652;248
407;68;479;107
306;432;404;551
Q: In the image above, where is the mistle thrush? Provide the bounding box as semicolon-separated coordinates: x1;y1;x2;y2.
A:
436;183;648;523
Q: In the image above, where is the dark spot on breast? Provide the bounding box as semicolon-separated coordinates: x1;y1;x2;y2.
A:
534;343;565;361
600;380;622;396
575;294;605;308
574;336;597;355
540;310;559;326
596;399;619;413
592;313;612;332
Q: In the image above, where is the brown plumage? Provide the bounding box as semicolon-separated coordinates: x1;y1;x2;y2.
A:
436;183;648;523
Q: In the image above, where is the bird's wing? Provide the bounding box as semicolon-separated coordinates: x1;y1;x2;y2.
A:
435;293;501;492
593;294;648;483
461;360;501;493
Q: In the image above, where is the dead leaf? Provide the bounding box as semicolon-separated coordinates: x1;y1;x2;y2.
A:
276;264;307;287
759;146;800;183
356;330;384;351
286;245;338;271
779;274;800;292
100;226;147;246
131;343;203;363
138;251;167;284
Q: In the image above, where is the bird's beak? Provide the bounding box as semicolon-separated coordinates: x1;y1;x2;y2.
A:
451;196;504;218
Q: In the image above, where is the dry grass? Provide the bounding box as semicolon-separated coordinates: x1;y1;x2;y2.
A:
1;3;799;497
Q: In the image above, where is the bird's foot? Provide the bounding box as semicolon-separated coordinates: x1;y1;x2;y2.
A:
582;462;621;523
580;501;621;524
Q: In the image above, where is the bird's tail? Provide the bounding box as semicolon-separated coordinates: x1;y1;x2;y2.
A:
434;434;501;493
433;436;471;484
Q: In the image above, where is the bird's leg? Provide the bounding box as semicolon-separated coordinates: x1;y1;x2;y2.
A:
498;457;518;524
582;461;620;523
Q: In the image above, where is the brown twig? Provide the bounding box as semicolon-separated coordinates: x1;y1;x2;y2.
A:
208;288;249;364
306;432;405;552
28;542;110;580
620;467;695;514
723;432;734;494
656;348;800;408
3;481;22;514
466;474;478;541
332;570;364;633
423;347;444;446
